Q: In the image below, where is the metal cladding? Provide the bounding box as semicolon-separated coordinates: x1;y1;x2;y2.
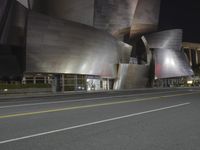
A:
1;0;195;89
9;1;27;46
94;0;138;37
114;64;149;89
143;29;194;79
32;0;95;26
143;29;183;50
0;0;27;46
30;0;138;38
26;12;119;78
29;0;161;39
0;1;26;77
0;0;14;44
118;41;132;63
16;0;28;8
131;0;161;37
154;49;194;79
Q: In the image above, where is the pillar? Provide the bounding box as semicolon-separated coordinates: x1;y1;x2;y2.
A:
44;76;47;84
62;74;65;92
196;50;199;65
189;49;192;66
33;76;36;84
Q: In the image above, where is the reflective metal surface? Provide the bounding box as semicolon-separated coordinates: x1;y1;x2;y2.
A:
143;29;183;50
154;48;194;78
0;1;26;76
0;0;14;44
26;12;119;78
30;0;139;38
0;0;27;46
131;0;160;37
114;64;149;89
94;0;138;37
31;0;95;26
29;0;161;39
16;0;28;8
118;41;132;63
141;36;152;65
143;29;194;79
9;1;27;46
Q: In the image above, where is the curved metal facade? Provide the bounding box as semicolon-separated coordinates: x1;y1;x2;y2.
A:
114;64;149;89
0;1;27;77
16;0;28;8
26;12;120;78
130;0;161;37
143;29;194;79
32;0;95;26
118;41;132;63
94;0;138;37
153;48;194;78
143;29;183;50
29;0;161;40
30;0;139;39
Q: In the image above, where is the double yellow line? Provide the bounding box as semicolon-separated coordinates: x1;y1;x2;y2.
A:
0;92;199;119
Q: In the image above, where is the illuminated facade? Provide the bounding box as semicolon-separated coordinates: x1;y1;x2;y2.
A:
142;29;193;79
0;0;194;91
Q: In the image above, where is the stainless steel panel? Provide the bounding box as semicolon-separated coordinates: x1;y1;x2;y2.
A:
0;0;14;44
143;29;194;79
17;0;28;8
118;41;132;63
8;1;27;46
29;0;161;40
131;0;160;37
0;1;27;46
141;36;152;65
114;64;149;89
26;12;120;78
0;0;8;28
143;29;183;50
94;0;138;37
154;48;194;79
31;0;95;26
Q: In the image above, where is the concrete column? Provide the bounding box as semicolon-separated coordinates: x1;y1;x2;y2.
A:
196;50;199;65
22;76;26;84
44;76;47;84
107;78;110;90
189;49;192;66
62;74;65;92
75;75;77;91
33;76;36;84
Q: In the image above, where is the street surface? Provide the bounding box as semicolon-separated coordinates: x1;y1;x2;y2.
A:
0;88;200;150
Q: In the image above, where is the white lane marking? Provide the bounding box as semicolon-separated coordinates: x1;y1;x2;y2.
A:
0;102;190;144
0;90;189;109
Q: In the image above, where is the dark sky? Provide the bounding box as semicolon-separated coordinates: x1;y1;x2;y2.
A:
159;0;200;43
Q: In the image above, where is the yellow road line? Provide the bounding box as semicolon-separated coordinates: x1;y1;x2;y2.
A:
0;92;199;119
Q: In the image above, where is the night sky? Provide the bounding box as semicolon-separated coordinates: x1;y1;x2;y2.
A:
159;0;200;43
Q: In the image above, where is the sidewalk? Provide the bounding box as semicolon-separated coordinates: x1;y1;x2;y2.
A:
0;90;91;100
1;87;197;100
0;88;151;100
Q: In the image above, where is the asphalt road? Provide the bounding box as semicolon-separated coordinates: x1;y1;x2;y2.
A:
0;88;200;150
